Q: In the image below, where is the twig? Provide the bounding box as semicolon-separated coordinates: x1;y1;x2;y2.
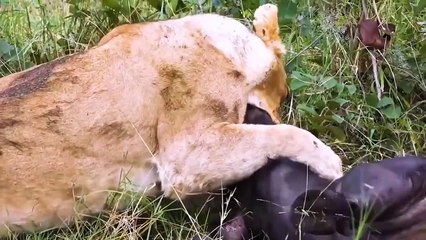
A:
372;0;381;25
362;0;382;100
362;0;369;19
351;0;367;76
369;50;382;100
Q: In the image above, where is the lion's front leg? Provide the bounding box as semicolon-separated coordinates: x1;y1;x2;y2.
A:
154;123;343;199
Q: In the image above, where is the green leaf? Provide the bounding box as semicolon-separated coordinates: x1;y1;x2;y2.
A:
296;103;318;116
335;82;345;94
333;97;350;106
381;105;402;119
327;100;340;110
332;114;345;124
69;4;77;14
327;98;349;110
119;1;131;16
285;55;301;74
377;97;394;108
397;78;415;94
308;115;328;132
329;125;346;141
366;93;379;107
212;0;221;8
165;0;180;15
147;0;161;9
0;40;14;56
299;15;312;37
289;78;309;90
67;0;79;5
278;0;298;25
414;0;426;15
346;84;357;95
105;9;120;24
419;42;426;58
102;0;121;11
289;71;313;90
320;76;338;89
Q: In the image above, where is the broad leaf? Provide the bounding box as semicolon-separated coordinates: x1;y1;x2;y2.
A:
419;43;426;59
289;71;314;90
414;0;426;15
329;125;347;141
377;97;394;108
320;76;338;89
278;0;298;25
327;100;340;110
333;97;350;106
102;0;121;11
296;103;318;116
366;93;379;107
346;84;357;95
331;114;345;124
381;105;402;119
0;40;14;56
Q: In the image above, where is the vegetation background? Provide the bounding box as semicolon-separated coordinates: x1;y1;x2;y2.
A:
0;0;425;239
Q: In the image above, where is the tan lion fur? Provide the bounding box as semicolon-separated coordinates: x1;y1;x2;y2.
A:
0;4;343;236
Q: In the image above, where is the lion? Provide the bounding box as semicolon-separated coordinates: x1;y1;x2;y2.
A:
0;4;343;236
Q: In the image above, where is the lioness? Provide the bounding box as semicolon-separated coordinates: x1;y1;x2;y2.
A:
0;4;342;236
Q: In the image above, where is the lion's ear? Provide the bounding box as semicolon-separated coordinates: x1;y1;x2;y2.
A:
252;4;286;57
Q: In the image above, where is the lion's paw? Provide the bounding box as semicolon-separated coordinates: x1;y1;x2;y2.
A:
284;127;343;181
308;139;343;180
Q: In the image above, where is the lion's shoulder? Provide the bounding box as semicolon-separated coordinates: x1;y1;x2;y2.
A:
96;13;276;86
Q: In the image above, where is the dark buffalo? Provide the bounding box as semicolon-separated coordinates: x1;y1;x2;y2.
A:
196;104;426;240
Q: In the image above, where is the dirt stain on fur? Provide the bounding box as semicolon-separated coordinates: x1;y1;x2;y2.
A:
205;97;228;118
159;64;194;111
203;96;240;122
98;122;132;140
0;137;25;152
0;119;21;129
0;53;80;98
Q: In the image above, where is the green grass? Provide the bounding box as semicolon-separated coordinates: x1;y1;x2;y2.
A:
1;0;425;239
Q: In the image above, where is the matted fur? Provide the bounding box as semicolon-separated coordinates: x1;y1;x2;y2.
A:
0;4;342;236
